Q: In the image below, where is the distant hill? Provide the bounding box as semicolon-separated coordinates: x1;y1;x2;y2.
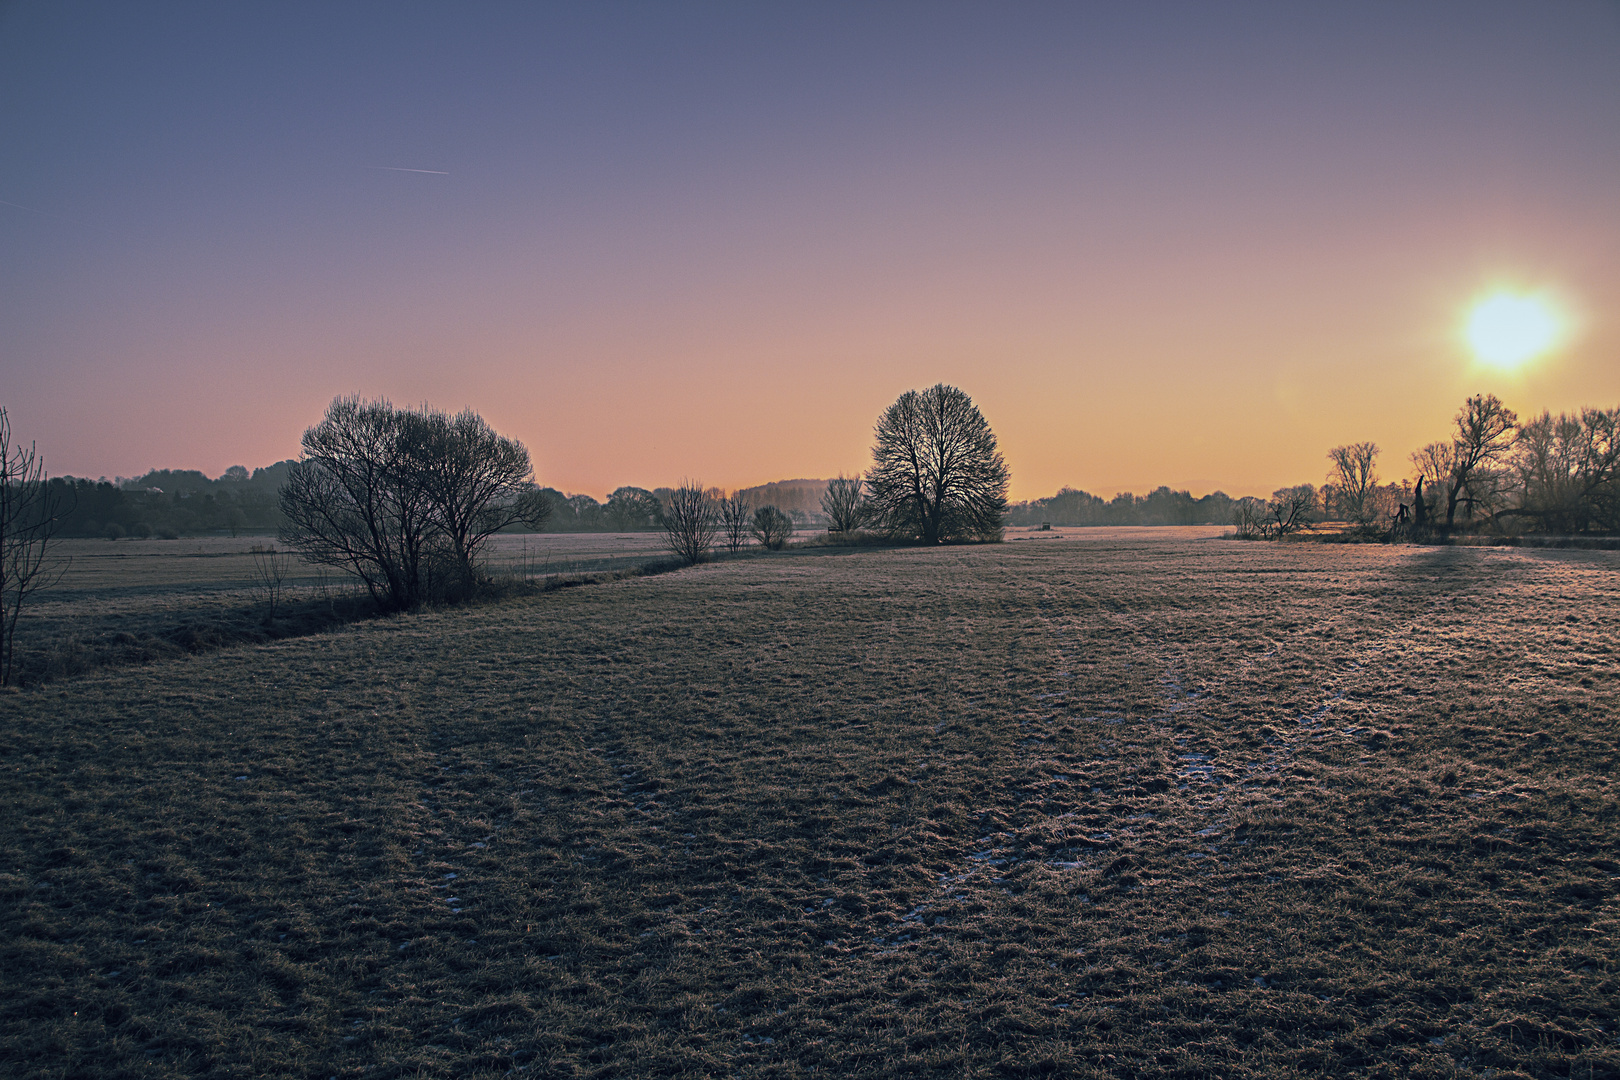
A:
733;478;830;524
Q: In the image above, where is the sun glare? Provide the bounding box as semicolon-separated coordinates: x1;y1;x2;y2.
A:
1464;291;1564;369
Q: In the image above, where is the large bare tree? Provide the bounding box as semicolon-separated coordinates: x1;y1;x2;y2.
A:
1326;442;1379;523
1413;394;1518;535
414;408;549;591
0;408;70;685
866;384;1009;543
280;398;438;610
820;474;867;533
661;481;718;565
280;397;545;609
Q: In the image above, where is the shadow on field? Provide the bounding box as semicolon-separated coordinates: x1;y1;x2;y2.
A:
6;563;690;689
6;593;384;688
8;537;917;689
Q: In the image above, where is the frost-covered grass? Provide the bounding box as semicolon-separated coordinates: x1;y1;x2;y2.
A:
2;536;1616;1078
9;534;680;686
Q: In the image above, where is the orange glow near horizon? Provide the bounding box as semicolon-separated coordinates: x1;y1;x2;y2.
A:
3;8;1618;503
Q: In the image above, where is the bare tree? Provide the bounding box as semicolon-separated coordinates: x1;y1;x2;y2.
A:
750;504;793;550
820;474;867;533
1326;442;1379;523
1265;485;1316;538
249;545;291;619
1416;394;1519;535
279;397;545;609
1508;408;1620;534
661;481;718;565
280;398;438;610
1231;497;1267;539
718;491;752;551
0;409;70;685
867;384;1009;543
414;408;549;592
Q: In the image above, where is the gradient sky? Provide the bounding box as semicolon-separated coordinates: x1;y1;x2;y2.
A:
3;2;1617;500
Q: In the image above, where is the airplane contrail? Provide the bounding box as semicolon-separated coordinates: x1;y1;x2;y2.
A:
0;198;86;224
0;198;48;214
368;166;450;175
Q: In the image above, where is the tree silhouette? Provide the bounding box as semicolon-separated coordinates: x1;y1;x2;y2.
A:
661;481;718;565
279;397;544;610
0;408;70;685
1326;442;1379;523
820;474;867;532
717;492;752;551
605;486;661;531
866;384;1009;543
750;505;793;550
1414;394;1518;535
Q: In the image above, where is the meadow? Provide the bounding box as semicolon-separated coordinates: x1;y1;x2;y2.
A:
1;532;1616;1078
7;533;680;686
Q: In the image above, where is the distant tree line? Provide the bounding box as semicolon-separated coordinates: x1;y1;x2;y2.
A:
1242;393;1620;542
43;462;294;539
534;478;834;532
1005;486;1238;528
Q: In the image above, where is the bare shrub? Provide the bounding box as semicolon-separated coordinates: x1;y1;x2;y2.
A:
661;481;718;566
751;505;793;550
279;396;546;610
1231;497;1268;539
0;408;70;685
249;545;291;618
820;474;867;533
1266;485;1316;538
718;492;752;551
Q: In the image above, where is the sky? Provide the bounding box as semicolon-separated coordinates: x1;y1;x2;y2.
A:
2;2;1617;501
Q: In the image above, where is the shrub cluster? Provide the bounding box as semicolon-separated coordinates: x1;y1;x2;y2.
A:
279;397;549;610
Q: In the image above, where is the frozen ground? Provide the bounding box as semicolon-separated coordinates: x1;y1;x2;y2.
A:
2;535;1616;1078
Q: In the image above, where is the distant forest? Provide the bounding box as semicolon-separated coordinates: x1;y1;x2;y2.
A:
45;469;842;538
1004;486;1237;527
537;479;833;533
48;463;295;538
49;465;1243;538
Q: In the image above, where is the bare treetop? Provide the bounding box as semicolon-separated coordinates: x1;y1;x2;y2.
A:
867;384;1009;543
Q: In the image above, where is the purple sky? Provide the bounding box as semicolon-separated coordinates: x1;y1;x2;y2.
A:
3;2;1617;499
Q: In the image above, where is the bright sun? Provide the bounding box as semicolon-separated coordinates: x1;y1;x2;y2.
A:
1464;291;1564;369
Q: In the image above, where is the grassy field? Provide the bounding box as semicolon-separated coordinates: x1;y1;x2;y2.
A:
2;534;1616;1078
9;533;687;686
